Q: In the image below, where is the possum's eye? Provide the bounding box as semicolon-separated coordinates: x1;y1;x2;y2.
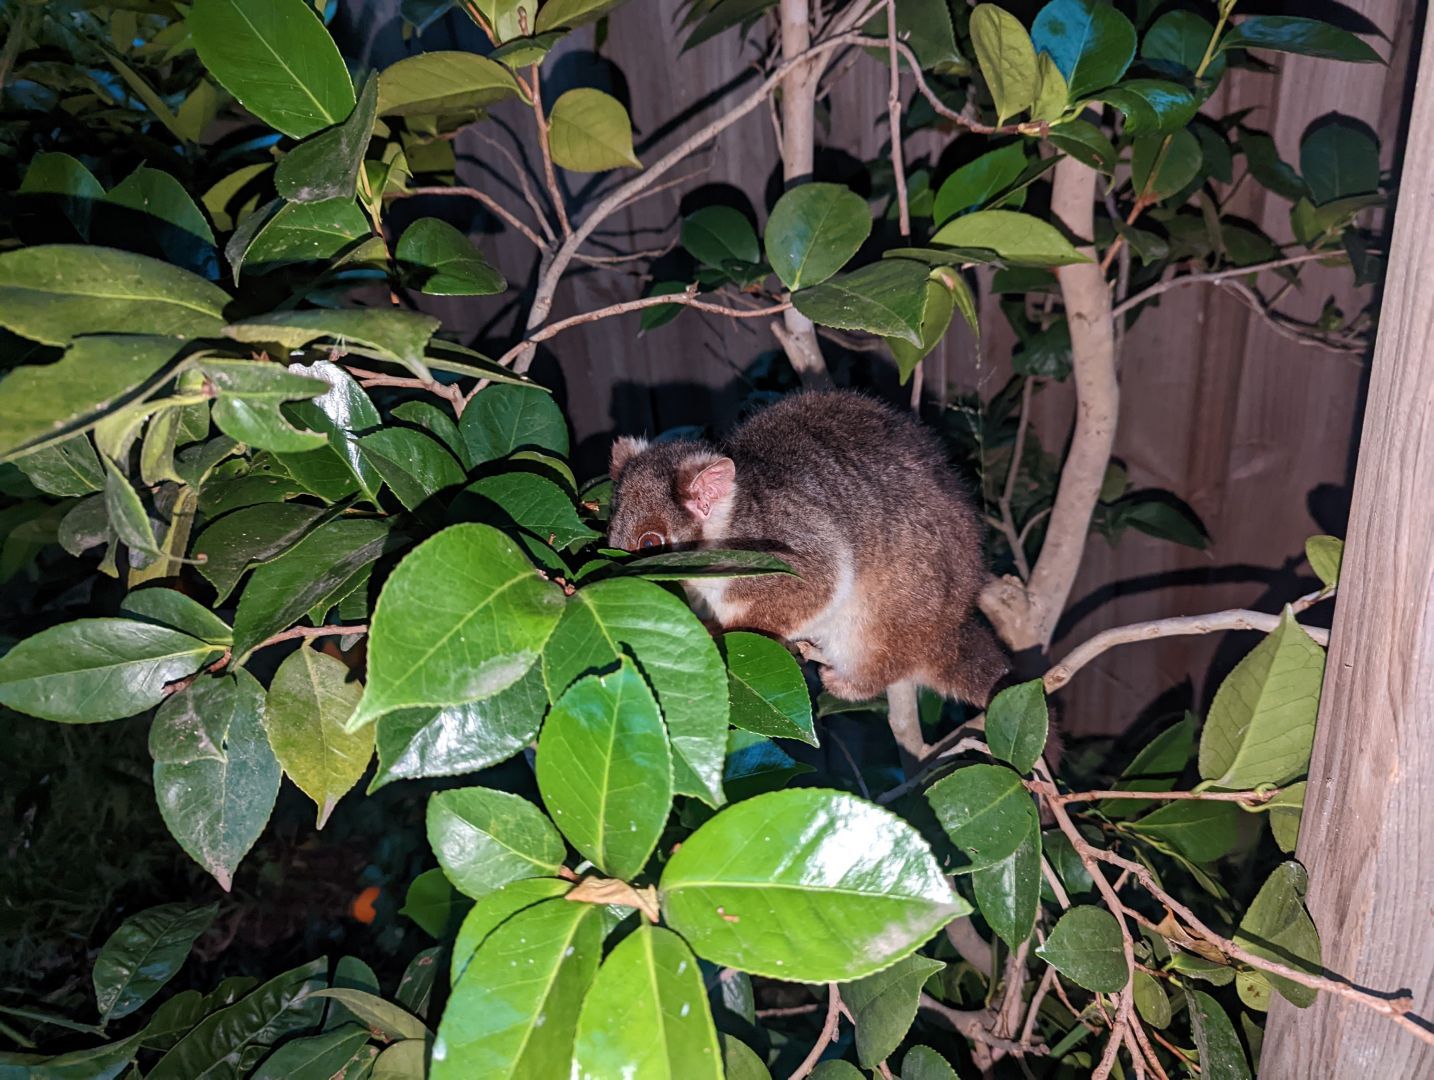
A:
638;531;664;549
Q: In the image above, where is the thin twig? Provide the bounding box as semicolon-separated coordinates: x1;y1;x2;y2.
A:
756;1003;824;1018
529;64;571;237
884;0;909;237
470;128;559;245
1219;279;1368;357
828;730;871;799
1041;856;1072;908
789;984;843;1080
1039;785;1281;807
1130;1015;1172;1080
255;624;369;649
1000;377;1034;580
1020;966;1058;1049
875;735;988;804
920;995;1046;1055
1113;251;1352;318
387;186;548;252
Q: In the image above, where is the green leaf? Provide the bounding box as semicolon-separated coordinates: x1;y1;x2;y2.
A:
251;1025;372;1080
1220;16;1383;64
352;524;565;728
1030;0;1137;101
450;878;572;984
901;1045;958;1080
659;789;964;981
230;198;371;280
377;50;522;116
1048;118;1118;173
102;454;159;554
398;867;470;937
969;815;1040;946
359;428;466;511
932;143;1028;225
105;165;220;278
1099;714;1197;819
888;276;957;381
432;900;602;1079
397;946;443;1018
543;576;728;807
682;206;760;271
1239;128;1308;201
1132;969;1171;1028
861;0;960;71
148;957;328;1080
121;587;233;646
0;618;220;724
231;516;393;661
275;74;379;204
278;359;384;503
311;991;428;1042
1304;535;1343;589
613;548;795;580
573;926;722;1079
151;671;280;890
1098;80;1198;135
212;397;327;454
926;762;1038;871
1183;987;1252;1080
427;786;566;899
397;217;506;296
0;246;227;346
189;0;355;138
724;631;816;745
1233;861;1320;1007
970;4;1039;126
1199;608;1326;789
763;184;870;290
536;0;624;31
13;436;105;495
460;384;569;464
932;209;1089;267
1035;905;1128;992
548;88;641;172
1127;799;1241;863
227;309;440;382
985;678;1048;773
264;647;371;827
792;258;930;345
722;1033;773;1080
724;729;815;801
840;953;945;1068
372;665;548;789
536;660;672;879
19;151;105;239
94;904;217;1023
393;399;471;466
3;1032;145;1079
1132;129;1203;203
453;473;600;550
1300;120;1381;206
193;502;328;604
1142;10;1220;79
1031;52;1070;121
1266;780;1306;854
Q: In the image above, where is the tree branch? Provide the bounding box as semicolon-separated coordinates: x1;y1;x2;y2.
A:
884;0;909;237
387;185;548;252
789;983;844;1080
1113;251;1350;319
999;377;1034;580
528;63;571;237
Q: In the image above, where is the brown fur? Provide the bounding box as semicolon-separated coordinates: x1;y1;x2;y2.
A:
608;391;1008;705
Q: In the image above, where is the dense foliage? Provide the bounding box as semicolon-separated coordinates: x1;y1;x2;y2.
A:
0;0;1390;1076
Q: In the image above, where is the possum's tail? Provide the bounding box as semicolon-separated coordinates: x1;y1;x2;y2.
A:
933;614;1010;707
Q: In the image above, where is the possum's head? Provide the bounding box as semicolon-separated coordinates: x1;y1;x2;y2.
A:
607;436;736;552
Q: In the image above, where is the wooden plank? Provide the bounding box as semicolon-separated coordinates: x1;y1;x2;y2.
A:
1261;10;1434;1075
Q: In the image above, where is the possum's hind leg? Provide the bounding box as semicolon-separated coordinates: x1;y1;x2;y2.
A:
927;615;1009;707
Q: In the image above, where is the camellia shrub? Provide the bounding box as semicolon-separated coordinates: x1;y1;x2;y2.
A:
0;0;1411;1077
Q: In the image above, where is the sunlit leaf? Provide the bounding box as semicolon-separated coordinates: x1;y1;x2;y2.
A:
427;786;566;898
548;89;641;172
970;4;1039;126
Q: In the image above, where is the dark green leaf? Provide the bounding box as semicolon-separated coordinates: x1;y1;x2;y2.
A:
0;1032;144;1080
548;89;641;171
613;548;794;580
94;904;218;1022
358;428;466;511
121;587;233;646
792;258;930;345
841;953;944;1068
1127;799;1241;863
1133;970;1171;1027
231;198;371;280
1183;987;1252;1080
724;631;816;745
460;384;569;464
193;503;328;604
1142;10;1220;79
659;789;965;981
536;660;672;879
393;400;470;466
397;218;506;295
1233;861;1320;1007
0;619;220;724
399;868;470;937
888;276;957;381
103;455;159;554
926;762;1038;871
351;524;565;728
932;143;1027;225
985;678;1048;773
251;1025;371;1080
1099;80;1198;135
1099;713;1196;819
276;74;379;204
151;671;280;890
190;0;355;138
276;359;384;503
724;729;815;801
1035;905;1128;992
683;206;760;270
969;815;1040;946
763;184;870;290
1220;16;1382;64
452;473;601;550
1132;129;1203;202
1300;120;1380;205
13;436;105;495
1239;128;1307;201
970;4;1039;125
427;786;566;899
376;50;522;116
310;991;428;1042
1031;0;1137;101
1048;118;1118;173
902;1045;959;1080
932;209;1089;266
105;166;220;278
226;309;440;382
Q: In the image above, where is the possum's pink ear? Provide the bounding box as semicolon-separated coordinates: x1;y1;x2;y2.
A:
680;457;735;519
609;436;649;481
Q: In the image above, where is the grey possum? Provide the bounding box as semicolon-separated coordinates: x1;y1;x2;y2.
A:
607;390;1009;706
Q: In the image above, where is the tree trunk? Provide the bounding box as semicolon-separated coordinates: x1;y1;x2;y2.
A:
1261;14;1434;1074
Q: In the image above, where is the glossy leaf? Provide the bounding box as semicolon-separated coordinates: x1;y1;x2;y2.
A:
1030;0;1137;101
932;210;1089;267
1127;799;1241;863
393;399;470;466
460;384;570;464
659;789;964;980
450;877;572;984
969;815;1041;947
1199;608;1326;789
432;900;602;1079
377;51;522;116
573;926;722;1080
1184;988;1252;1080
276;74;379;204
227;309;440;382
682;206;761;270
121;587;233;646
548;89;641;172
792;258;930;345
427;786;566;899
985;678;1048;774
840;953;944;1068
902;1046;958;1080
543;576;728;807
1142;10;1220;79
231;198;371;280
193;502;328;604
251;1025;372;1080
397;218;506;295
1098;80;1198;135
352;524;565;728
724;631;816;745
536;660;672;879
359;427;466;511
265;647;371;827
0;618;220;724
151;671;280;890
373;665;547;789
147;957;328;1080
1035;905;1128;992
94;903;217;1022
399;868;470;937
932;143;1027;225
0;246;227;346
613;548;795;580
212;396;328;454
4;1032;144;1079
1233;861;1320;1007
970;4;1039;126
1300;120;1380;206
311;990;429;1041
763;184;870;289
1132;129;1203;203
231;516;393;661
189;0;355;138
888;276;956;381
453;472;600;550
926;763;1038;871
1220;16;1382;65
280;359;384;503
